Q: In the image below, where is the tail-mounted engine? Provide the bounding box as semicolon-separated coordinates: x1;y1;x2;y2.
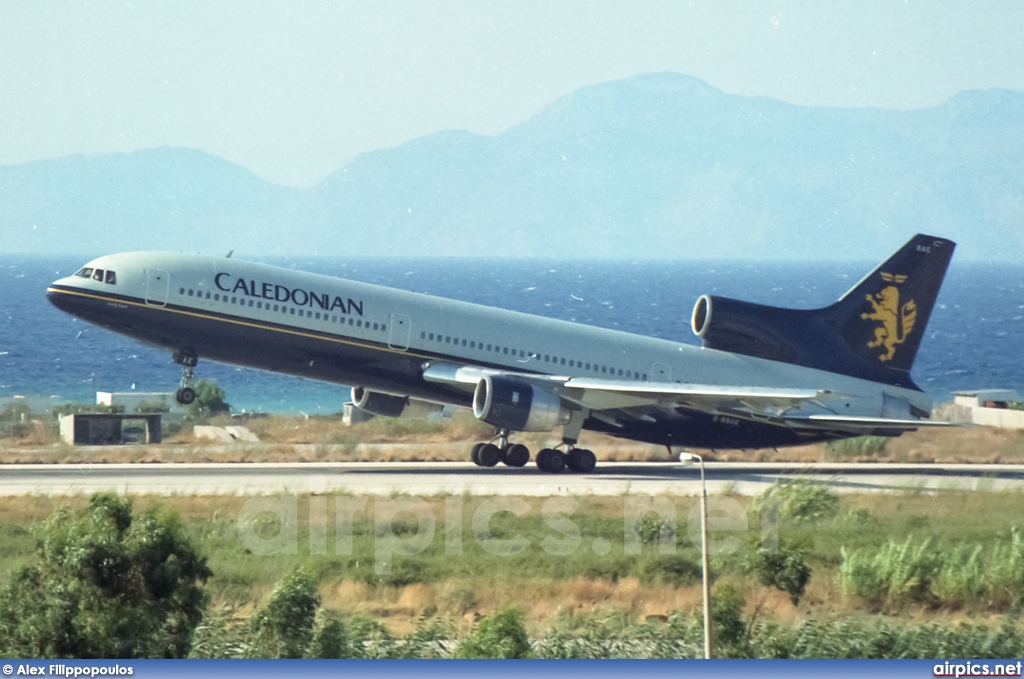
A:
688;235;955;391
691;295;800;364
472;376;569;432
351;387;443;419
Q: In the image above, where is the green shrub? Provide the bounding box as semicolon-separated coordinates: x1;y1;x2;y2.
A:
752;479;840;523
708;585;749;655
246;570;320;658
823;436;890;458
636;555;702;588
844;508;878;526
747;543;812;605
456;607;531;659
0;493;211;658
633;513;676;546
186;380;232;422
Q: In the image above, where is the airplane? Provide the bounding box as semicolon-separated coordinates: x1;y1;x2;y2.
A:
47;233;957;473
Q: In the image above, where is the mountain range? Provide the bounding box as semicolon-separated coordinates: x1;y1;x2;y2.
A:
2;72;1022;261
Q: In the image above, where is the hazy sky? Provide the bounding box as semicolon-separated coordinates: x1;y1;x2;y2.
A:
3;1;1023;188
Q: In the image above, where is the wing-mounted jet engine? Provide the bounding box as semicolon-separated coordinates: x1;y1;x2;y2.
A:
351;388;444;419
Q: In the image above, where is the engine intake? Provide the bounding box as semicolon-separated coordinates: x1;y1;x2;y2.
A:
472;376;569;432
351;388;443;419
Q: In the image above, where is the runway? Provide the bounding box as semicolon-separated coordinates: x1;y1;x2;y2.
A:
1;461;1022;497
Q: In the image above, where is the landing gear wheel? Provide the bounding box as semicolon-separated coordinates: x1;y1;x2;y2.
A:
503;443;530;467
173;350;199;404
477;443;501;467
536;448;566;473
471;442;485;466
568;448;597;473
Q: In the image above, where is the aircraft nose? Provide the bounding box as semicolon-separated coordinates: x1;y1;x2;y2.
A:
46;281;77;314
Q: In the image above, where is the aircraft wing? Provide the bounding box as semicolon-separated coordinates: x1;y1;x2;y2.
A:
421;361;948;436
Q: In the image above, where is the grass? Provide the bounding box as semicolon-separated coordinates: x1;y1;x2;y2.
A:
4;487;1024;638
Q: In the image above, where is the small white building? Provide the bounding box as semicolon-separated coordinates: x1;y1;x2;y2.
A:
943;389;1024;429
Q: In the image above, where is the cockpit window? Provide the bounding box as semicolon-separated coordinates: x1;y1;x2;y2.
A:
72;266;116;284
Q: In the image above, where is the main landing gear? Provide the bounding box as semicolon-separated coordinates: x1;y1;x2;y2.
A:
536;445;597;474
469;425;598;474
173;351;198;405
470;430;530;468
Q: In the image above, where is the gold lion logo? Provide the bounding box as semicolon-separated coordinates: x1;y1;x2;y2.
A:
861;273;917;362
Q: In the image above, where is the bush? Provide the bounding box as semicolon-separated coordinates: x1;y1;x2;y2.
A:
636;555;702;588
632;513;676;547
823;436;890;458
747;542;812;605
708;585;749;656
456;607;531;659
840;530;1024;610
752;479;840;523
0;493;211;658
185;380;232;422
840;537;945;606
247;570;318;657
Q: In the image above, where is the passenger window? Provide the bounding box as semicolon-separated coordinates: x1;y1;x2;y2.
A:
105;271;116;284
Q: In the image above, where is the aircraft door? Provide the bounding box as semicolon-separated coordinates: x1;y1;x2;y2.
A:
388;313;411;351
145;269;170;307
651;362;672;382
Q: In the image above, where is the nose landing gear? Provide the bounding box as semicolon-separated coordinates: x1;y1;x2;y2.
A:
173;351;198;405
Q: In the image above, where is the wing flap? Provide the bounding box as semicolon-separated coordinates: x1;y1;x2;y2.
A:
562;377;821;412
783;414;962;433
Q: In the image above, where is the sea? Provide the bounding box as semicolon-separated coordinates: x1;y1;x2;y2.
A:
2;254;1022;415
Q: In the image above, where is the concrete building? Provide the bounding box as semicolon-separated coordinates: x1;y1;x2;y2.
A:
935;389;1024;429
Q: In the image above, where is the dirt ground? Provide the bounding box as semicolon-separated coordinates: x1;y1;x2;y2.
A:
1;412;1022;465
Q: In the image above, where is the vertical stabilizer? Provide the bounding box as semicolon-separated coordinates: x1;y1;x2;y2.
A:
833;234;955;376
